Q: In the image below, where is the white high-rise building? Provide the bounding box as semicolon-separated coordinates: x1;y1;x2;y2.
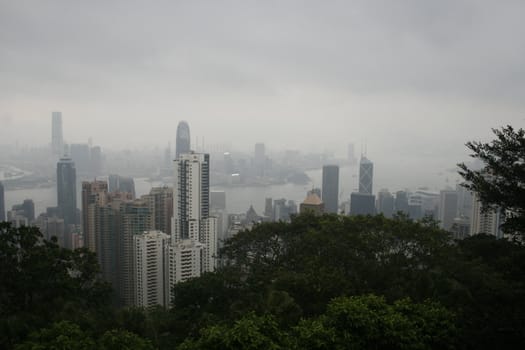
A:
470;194;502;238
170;152;218;286
134;230;170;308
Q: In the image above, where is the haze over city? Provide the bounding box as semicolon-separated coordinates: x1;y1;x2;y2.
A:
2;1;524;163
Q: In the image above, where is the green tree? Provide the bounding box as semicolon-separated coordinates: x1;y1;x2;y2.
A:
458;125;525;236
294;295;457;350
0;223;111;348
177;313;290;350
99;329;154;350
14;321;96;350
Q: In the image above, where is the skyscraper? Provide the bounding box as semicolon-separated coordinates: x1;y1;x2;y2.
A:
350;192;375;216
395;191;409;214
171;152;217;284
439;190;458;231
134;230;170;308
376;189;394;218
176;121;191;158
322;165;339;214
0;181;5;222
57;157;77;233
470;194;502;238
359;156;374;194
51;112;63;156
82;180;109;252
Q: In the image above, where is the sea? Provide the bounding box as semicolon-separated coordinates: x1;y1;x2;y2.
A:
4;165;460;217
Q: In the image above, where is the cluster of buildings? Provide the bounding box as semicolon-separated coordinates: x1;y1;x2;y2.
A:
78;124;218;308
0;114;507;309
294;156;502;239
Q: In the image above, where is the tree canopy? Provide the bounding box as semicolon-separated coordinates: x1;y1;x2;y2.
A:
458;125;525;236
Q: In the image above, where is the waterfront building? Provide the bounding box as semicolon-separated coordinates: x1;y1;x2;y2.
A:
57;157;77;237
300;192;324;215
359;156;374;194
322;165;339;214
350;192;375;216
376;189;394;218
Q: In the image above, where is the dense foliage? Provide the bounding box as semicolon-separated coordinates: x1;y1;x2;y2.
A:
2;214;525;349
458;125;525;236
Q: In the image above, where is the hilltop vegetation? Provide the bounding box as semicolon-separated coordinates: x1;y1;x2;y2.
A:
2;213;525;349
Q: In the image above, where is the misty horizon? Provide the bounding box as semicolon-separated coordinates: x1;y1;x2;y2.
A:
1;1;524;167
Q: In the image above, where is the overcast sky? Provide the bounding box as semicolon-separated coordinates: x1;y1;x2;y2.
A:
1;0;524;166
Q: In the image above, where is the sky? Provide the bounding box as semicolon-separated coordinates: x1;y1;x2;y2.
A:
1;0;524;167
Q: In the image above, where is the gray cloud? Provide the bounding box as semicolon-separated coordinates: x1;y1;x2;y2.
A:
0;0;524;163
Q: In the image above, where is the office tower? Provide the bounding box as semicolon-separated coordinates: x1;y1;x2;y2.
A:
51;112;63;156
109;174;136;198
7;199;35;227
272;199;289;221
300;192;324;215
350;192;376;216
176;121;191;158
359;156;374;194
0;181;5;222
134;231;170;308
171;152;217;284
439;190;458;231
57;157;77;235
322;165;339;214
376;190;394;218
413;190;440;219
82;180;109;252
70;144;91;174
408;195;423;220
470;194;502;238
395;191;409;214
264;198;273;219
144;187;173;234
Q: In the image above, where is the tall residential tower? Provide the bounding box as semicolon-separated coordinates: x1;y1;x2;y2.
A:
171;152;217;285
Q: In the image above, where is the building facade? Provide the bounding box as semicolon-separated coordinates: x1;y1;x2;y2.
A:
171;152;218;285
322;165;339;214
134;231;170;308
57;157;77;235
